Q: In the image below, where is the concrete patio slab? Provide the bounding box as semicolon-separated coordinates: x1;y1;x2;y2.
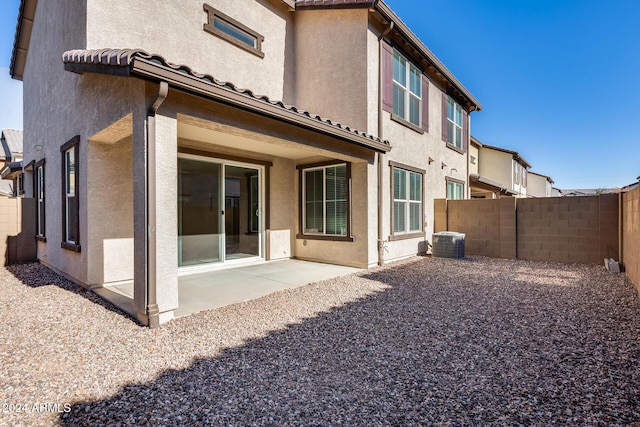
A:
95;259;362;320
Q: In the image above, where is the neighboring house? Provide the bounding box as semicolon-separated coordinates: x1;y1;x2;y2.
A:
551;187;563;197
527;171;554;198
10;0;481;326
468;136;530;198
0;129;24;196
562;188;619;197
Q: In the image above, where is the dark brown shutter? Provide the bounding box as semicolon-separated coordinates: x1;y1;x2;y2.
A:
462;110;469;153
421;74;429;132
381;40;394;113
441;93;448;142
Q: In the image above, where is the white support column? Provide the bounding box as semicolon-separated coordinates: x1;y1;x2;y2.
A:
132;101;178;326
151;112;178;324
132;109;148;323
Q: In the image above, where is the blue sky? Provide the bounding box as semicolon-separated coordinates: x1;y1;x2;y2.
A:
1;0;638;189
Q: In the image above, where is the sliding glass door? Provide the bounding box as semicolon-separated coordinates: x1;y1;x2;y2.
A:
178;156;262;267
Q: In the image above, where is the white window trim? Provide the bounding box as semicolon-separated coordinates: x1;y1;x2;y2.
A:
447;97;463;150
36;164;45;237
392;166;423;234
64;147;75;244
393;49;422;127
447;179;464;200
301;164;349;237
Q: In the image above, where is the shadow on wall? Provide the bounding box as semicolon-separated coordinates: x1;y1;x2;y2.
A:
57;257;640;426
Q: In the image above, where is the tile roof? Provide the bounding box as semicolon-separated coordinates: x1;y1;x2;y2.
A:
62;49;390;152
1;129;23;160
295;0;374;8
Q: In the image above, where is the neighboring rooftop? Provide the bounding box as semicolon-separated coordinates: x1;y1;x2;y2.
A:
528;171;554;184
1;129;23;160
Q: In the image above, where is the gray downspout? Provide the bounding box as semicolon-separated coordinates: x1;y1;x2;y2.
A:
377;21;394;267
146;81;169;328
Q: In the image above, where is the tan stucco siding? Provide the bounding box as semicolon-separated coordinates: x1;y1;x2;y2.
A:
378;83;469;259
527;173;551;198
22;0;147;286
294;9;370;132
478;149;512;191
86;0;293;101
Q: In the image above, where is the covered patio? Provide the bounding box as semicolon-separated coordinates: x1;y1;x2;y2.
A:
94;259;361;320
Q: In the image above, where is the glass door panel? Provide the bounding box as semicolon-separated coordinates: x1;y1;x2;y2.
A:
178;159;222;266
224;165;260;260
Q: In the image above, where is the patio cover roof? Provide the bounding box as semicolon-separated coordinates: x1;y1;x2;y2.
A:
469;173;518;196
62;49;391;153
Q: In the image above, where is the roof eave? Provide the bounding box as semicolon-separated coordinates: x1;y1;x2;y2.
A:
63;52;391;153
10;0;37;81
374;0;482;111
130;57;391;153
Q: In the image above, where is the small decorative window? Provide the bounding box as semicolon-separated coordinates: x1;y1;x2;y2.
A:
204;4;264;58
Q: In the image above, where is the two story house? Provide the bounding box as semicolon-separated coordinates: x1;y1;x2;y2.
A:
526;171;554;198
469;136;530;199
11;0;481;326
0;129;24;196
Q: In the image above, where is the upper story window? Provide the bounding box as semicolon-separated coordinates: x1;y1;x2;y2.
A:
513;161;520;185
204;4;265;58
393;49;422;128
446;97;463;150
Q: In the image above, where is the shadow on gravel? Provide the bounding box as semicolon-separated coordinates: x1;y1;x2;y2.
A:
59;257;640;426
6;262;137;323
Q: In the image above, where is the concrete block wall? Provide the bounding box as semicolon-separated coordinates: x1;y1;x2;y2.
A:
435;195;618;265
517;195;618;264
622;186;640;292
440;198;516;259
0;197;37;266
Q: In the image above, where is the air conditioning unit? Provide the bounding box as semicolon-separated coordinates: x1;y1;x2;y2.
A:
432;232;465;259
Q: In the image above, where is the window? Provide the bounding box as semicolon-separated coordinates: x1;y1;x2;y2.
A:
35;160;45;240
301;163;350;238
446;97;463;149
470;155;476;165
521;165;527;188
61;136;80;252
391;164;423;236
447;179;464;200
393;49;422;127
514;161;520;185
204;4;264;58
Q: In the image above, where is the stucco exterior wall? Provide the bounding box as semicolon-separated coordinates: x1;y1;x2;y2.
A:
22;0;147;286
478;148;512;191
528;173;551;198
469;142;480;175
86;135;134;286
294;8;369;132
378;75;468;262
86;0;294;102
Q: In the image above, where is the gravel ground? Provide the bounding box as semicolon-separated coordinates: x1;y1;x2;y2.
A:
1;256;639;426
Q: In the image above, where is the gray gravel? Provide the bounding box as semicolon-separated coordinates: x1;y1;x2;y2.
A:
1;256;640;426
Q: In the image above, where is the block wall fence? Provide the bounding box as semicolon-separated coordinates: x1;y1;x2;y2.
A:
435;191;640;294
0;197;37;265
